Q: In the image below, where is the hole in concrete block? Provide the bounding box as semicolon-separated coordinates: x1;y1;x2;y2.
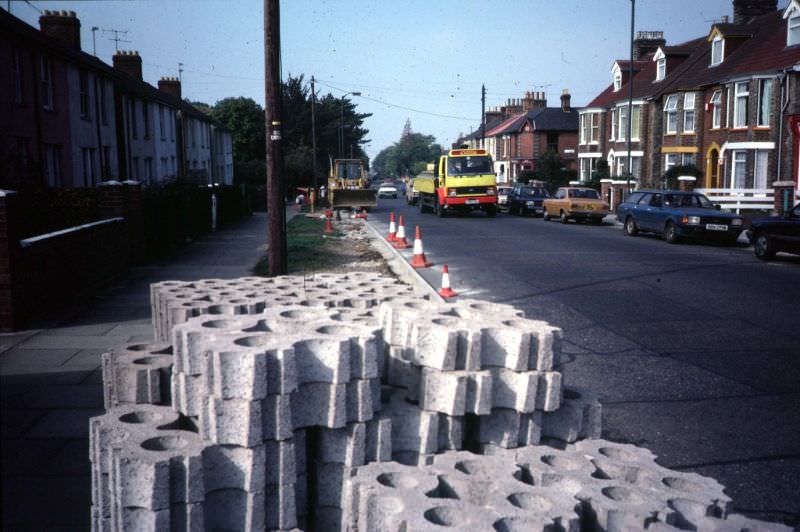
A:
501;319;528;329
424;506;465;527
377;472;420;489
539;473;582;495
431;317;460;327
242;321;270;333
401;301;428;311
512;466;536;486
208;305;229;315
119;411;164;424
601;486;644;504
377;496;403;514
494;517;547;532
507;492;553;512
563;388;581;400
132;356;165;365
202;319;239;329
316;325;356;337
141;435;188;451
454;459;486;475
662;476;703;493
541;454;581;471
668;498;709;529
126;344;151;351
598;446;636;461
280;310;315;320
234;335;270;347
425;477;459;499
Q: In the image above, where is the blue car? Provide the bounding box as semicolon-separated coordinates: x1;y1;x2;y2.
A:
616;190;745;245
507;184;550;216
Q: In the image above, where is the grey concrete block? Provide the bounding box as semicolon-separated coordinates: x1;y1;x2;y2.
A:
202;444;266;493
437;414;463;451
203;489;265;532
318;422;366;467
290;382;347;429
365;416;392;463
542;386;602;443
536;371;562;412
101;343;172;410
489;368;538;413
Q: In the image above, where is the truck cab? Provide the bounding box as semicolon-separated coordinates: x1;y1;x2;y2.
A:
415;149;498;217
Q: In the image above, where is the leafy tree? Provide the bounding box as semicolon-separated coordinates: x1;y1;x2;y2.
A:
210;97;266;164
373;127;443;179
663;164;702;190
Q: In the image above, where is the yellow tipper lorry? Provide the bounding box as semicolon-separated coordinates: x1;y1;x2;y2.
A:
414;148;498;217
327;158;377;210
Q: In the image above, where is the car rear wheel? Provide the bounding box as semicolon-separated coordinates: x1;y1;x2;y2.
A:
543;209;550;221
560;211;568;224
754;231;776;260
664;221;680;244
624;216;638;236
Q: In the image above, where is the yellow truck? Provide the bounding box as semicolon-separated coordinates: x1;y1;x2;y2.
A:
327;158;377;210
414;148;498;217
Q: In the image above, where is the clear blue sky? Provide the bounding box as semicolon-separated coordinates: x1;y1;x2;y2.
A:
11;0;789;159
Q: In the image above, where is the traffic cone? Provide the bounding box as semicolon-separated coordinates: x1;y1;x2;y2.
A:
386;212;397;242
361;208;368;220
324;211;335;234
438;264;457;298
393;216;409;249
409;226;433;268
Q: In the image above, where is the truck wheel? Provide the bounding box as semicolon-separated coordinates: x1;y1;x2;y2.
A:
486;205;497;218
419;196;426;213
435;197;445;218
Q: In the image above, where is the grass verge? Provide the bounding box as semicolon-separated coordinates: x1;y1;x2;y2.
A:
253;215;344;275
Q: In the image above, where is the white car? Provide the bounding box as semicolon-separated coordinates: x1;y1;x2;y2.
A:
378;184;398;198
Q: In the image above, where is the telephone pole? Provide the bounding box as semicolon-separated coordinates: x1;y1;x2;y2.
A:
311;75;319;192
480;84;486;148
264;0;287;275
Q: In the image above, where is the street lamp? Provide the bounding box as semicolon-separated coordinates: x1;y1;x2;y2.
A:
340;91;361;158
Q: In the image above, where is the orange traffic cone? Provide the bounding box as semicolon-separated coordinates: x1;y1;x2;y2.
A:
438;264;457;298
386;212;397;242
409;226;433;268
360;208;368;220
393;216;409;249
324;211;335;234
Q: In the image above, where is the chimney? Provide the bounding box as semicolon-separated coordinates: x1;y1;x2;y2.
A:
733;0;777;24
158;76;182;99
113;50;143;81
632;30;665;60
39;10;81;50
484;105;502;126
561;89;571;112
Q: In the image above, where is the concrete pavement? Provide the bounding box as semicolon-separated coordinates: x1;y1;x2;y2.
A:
0;211;281;530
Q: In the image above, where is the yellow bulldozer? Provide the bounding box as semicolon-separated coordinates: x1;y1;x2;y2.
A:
327;158;377;210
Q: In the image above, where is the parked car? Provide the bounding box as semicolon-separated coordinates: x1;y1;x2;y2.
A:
748;202;800;260
543;187;609;223
508;184;550;216
616;190;745;244
497;186;513;212
377;184;398;199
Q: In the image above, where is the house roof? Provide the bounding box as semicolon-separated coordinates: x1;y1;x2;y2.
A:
588;52;663;107
484;107;578;137
657;10;800;94
1;9;217;123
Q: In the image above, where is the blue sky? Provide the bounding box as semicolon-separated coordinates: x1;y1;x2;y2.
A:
11;0;789;159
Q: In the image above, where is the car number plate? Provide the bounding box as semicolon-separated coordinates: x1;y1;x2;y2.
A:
706;224;728;231
465;199;479;205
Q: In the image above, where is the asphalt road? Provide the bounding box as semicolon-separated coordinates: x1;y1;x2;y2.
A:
367;197;800;526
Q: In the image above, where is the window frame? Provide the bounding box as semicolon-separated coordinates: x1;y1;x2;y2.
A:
683;93;696;133
733;81;749;129
614;70;622;92
618;106;629;142
788;15;800;46
79;70;90;120
610;109;617;140
731;150;747;189
656;58;666;81
710;90;722;129
711;36;725;66
40;55;53;111
757;79;772;127
664;95;679;134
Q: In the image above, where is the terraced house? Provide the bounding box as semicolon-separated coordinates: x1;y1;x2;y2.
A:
579;0;800;211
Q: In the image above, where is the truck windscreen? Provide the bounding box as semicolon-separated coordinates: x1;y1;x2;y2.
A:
337;162;361;179
448;156;492;175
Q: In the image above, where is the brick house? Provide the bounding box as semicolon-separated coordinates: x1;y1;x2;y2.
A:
0;8;234;188
481;90;579;184
580;0;800;207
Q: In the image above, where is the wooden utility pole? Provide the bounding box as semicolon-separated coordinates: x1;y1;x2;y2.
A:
311;75;319;192
480;84;486;148
265;0;287;275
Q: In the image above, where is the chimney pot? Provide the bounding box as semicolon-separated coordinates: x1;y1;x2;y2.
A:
39;9;82;50
113;49;143;81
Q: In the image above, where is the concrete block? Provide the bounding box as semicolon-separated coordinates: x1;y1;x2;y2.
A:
542;386;602;443
201;444;266;493
417;368;467;416
266;481;298;530
437;414;463;451
365;416;392;463
264;438;297;487
318;422;366;467
203;489;265;532
200;396;264;447
290;382;347;429
517;411;543;447
536;371;562;412
346;378;376;423
489;368;538;413
101;343;172;409
473;408;521;449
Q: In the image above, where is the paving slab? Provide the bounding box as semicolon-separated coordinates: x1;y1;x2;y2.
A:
61;348;108;369
25;408;104;438
1;474;91;528
20;334;131;351
0;438;66;476
22;384;104;409
0;348;80;370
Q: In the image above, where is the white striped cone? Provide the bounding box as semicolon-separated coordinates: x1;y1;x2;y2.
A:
387;213;397;242
439;264;457;298
410;226;433;268
393;216;409;248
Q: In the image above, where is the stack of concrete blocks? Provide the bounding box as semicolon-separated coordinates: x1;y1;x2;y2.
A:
101;343;174;409
376;296;595;462
346;441;790;532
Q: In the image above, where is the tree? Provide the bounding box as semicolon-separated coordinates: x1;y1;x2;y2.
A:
372;128;442;179
210;97;266;164
663;164;702;190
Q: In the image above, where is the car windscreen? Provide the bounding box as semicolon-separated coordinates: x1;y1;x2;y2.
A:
664;194;713;208
447;156;492;175
569;189;600;199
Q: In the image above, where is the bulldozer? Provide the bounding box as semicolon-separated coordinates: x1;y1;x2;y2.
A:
327;158;377;210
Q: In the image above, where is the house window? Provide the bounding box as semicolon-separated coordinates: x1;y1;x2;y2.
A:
710;90;722;129
547;132;558;153
143;101;150;139
145;157;153;184
614;70;622;91
580;115;588;144
79;71;90;119
731;150;747;188
591;113;600;143
711;36;724;66
664;94;679;134
159;105;166;140
618;106;629;142
664;153;679;172
789;15;800;46
683;93;696;133
130;100;138;139
758;79;772;127
40;56;53;110
81;147;96;187
161;157;168;176
99;79;108;125
630;157;641;178
631;105;641;140
580;158;598;182
132;157;140;179
13;48;23;104
734;82;749;128
754;150;768;190
656;58;666;81
170;110;175;141
43;144;61;186
610;109;617;140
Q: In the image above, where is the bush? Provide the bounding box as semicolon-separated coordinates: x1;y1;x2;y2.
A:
662;164;702;190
